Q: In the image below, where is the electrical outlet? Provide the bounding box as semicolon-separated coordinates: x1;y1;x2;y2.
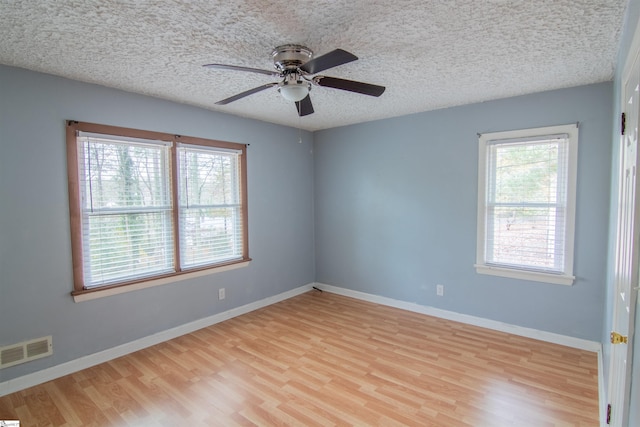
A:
218;288;226;300
436;284;444;296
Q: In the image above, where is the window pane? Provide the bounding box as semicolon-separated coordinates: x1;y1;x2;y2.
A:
177;146;243;269
485;137;568;272
487;205;564;271
489;141;562;205
84;211;174;286
81;138;171;210
79;135;174;287
179;207;243;268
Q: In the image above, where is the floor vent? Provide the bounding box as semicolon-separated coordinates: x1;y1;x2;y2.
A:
0;336;52;369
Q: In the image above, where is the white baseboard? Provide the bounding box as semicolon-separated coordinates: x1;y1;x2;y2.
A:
0;283;313;397
314;283;602;352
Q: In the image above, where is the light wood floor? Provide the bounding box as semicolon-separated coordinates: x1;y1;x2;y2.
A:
0;291;599;426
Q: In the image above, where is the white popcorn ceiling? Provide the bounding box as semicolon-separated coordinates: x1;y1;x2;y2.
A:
0;0;628;131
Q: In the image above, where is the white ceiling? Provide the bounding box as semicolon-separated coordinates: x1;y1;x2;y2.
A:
0;0;629;131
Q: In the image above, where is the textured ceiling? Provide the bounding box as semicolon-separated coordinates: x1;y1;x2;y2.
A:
0;0;629;131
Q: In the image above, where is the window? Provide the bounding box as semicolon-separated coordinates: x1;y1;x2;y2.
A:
475;124;578;285
66;121;249;294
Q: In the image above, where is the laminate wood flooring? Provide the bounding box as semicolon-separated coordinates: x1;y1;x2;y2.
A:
0;291;599;426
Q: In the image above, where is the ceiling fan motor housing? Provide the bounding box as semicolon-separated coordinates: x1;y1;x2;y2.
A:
272;44;313;72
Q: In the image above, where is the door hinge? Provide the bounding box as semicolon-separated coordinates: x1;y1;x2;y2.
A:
622;112;626;135
607;403;612;424
611;331;628;344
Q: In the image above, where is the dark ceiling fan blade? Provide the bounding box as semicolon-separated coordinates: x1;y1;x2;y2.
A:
314;76;386;97
203;63;280;77
299;49;358;74
215;83;278;105
295;94;314;116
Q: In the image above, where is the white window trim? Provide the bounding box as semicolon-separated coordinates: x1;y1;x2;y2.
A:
475;124;579;286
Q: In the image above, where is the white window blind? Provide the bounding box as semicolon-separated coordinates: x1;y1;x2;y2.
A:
476;124;578;285
177;144;243;269
78;133;174;287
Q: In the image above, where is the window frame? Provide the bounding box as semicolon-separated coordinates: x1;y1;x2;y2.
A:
66;121;250;298
475;124;578;286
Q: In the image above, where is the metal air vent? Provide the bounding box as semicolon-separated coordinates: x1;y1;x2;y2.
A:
0;336;52;369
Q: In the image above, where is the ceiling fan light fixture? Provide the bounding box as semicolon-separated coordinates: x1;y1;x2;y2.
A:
278;82;310;102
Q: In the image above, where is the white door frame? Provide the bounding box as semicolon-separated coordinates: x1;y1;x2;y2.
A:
608;20;640;427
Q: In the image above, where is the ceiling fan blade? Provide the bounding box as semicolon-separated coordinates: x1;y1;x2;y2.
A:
299;49;358;74
314;76;386;97
295;95;314;116
215;83;278;105
204;63;280;77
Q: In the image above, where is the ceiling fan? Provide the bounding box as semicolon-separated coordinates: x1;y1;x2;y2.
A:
203;44;386;117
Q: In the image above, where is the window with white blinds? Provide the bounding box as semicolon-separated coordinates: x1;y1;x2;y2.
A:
78;134;174;287
67;121;249;292
177;144;244;269
475;124;578;285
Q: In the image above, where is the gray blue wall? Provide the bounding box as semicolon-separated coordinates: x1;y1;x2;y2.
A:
314;83;613;341
0;65;315;382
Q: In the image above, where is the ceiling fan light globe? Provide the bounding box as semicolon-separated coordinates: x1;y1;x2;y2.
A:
279;84;309;102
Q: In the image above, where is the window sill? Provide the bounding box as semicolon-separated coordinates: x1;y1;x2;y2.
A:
475;264;575;286
72;260;251;302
